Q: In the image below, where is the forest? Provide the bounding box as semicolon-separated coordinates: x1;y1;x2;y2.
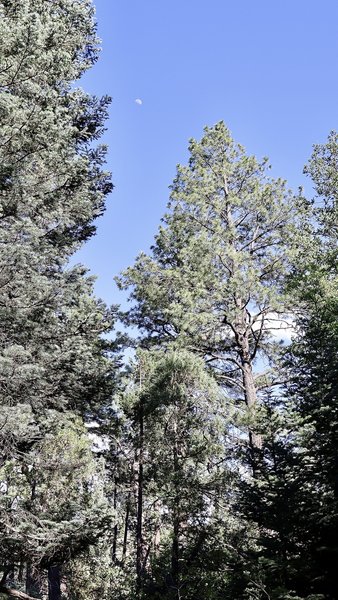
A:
0;1;337;599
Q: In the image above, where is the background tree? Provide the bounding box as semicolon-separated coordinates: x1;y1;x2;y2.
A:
235;131;338;600
108;349;235;600
273;131;338;599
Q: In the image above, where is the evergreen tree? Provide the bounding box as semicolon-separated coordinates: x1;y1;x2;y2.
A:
274;132;338;599
238;131;338;600
109;349;235;600
118;121;307;473
0;0;115;596
117;124;314;598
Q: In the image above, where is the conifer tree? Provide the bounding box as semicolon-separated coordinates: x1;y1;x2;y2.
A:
109;350;234;600
275;132;338;599
236;132;338;600
0;0;115;596
118;122;307;474
118;123;318;599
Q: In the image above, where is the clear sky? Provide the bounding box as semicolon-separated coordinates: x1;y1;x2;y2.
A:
76;0;338;306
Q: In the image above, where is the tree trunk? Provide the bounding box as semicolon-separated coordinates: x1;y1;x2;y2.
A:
122;492;131;563
171;512;180;597
26;564;42;599
136;398;145;591
238;326;262;477
48;566;60;600
234;297;263;458
242;359;262;450
112;475;118;564
153;500;161;557
18;562;24;585
0;586;39;600
171;418;180;598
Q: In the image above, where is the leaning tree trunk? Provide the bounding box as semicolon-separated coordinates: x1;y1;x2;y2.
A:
0;587;39;600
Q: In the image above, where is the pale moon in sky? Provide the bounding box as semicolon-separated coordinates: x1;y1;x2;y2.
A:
135;98;143;105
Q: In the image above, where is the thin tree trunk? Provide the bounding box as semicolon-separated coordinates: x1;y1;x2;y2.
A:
153;500;161;557
18;562;24;585
26;564;42;599
112;475;118;564
48;566;61;600
171;512;180;597
136;398;145;591
25;479;42;599
171;418;180;598
122;491;131;563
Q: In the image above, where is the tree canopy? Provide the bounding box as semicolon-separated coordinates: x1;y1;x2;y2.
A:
0;2;337;599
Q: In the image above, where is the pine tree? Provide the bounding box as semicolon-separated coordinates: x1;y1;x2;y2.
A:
275;131;338;599
118;122;307;474
0;0;115;596
109;349;234;600
117;123;317;599
238;131;338;600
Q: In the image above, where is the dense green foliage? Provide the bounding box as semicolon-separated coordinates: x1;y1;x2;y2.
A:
0;2;337;600
112;125;337;600
0;0;115;597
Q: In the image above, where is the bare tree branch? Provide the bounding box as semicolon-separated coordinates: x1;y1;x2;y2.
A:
0;585;40;600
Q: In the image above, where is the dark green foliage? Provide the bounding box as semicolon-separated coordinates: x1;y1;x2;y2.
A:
274;133;338;599
106;349;243;600
236;132;338;600
114;125;336;600
1;1;337;596
0;0;115;593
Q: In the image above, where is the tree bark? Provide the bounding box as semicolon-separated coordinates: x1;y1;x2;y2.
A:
242;359;262;450
153;500;161;558
122;492;131;563
171;512;180;596
236;317;263;476
171;418;180;598
0;586;40;600
112;475;118;564
26;564;42;599
136;398;145;590
17;562;24;585
47;566;60;600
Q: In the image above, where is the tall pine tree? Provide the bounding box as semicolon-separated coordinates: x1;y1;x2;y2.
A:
118;122;307;473
0;0;115;596
118;122;311;599
276;132;338;599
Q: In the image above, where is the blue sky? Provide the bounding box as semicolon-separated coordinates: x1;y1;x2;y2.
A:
76;0;338;306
